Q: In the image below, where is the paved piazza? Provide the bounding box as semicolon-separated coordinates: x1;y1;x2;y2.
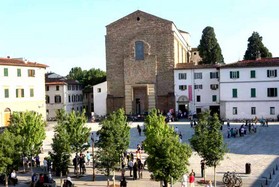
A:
9;120;279;187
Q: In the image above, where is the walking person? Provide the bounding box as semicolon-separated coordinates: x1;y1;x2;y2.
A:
201;160;205;178
137;124;142;136
128;160;133;177
181;173;188;187
189;172;195;187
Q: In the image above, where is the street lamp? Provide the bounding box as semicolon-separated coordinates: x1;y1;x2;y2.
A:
91;132;95;181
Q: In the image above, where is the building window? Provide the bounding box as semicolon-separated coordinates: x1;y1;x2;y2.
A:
28;69;35;77
178;73;187;80
97;88;101;93
210;72;219;79
230;71;239;79
233;107;238;115
16;89;24;98
68;95;71;102
4;89;9;98
251;107;256;115
197;95;201;102
46;95;50;104
267;69;277;77
46;86;49;91
270;107;275;115
17;69;21;77
267;88;277;97
232;88;237;98
250;70;256;78
194;84;203;89
68;85;71;90
179;85;187;91
4;68;8;76
55;95;61;103
30;88;34;97
72;95;74;102
212;95;217;102
135;41;144;60
210;84;219;90
251;88;256;98
194;72;202;79
56;86;59;91
72;85;76;90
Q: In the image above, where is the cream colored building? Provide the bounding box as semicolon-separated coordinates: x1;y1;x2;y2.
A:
0;57;48;127
93;81;107;116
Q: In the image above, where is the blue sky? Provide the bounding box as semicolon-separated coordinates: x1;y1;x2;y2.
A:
0;0;278;76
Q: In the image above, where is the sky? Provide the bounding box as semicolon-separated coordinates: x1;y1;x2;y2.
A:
0;0;278;76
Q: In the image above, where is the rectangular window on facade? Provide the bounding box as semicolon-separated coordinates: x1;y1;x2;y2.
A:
232;88;238;98
251;88;256;98
135;41;144;60
97;88;101;93
270;107;275;115
212;95;217;102
178;73;187;80
267;88;278;97
179;85;187;91
68;85;71;90
28;69;35;77
233;107;238;115
16;89;24;98
230;71;239;79
55;95;61;103
250;70;256;78
194;84;203;89
210;84;219;90
4;89;9;98
251;107;256;115
210;72;219;79
56;86;59;91
68;95;71;102
30;88;34;97
4;68;8;76
17;69;21;77
267;69;277;77
46;86;49;91
194;72;202;79
197;95;201;102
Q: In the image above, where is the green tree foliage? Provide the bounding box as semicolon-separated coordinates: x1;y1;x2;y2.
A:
198;26;224;64
95;108;130;183
0;130;21;174
8;111;46;157
144;109;192;187
190;110;227;187
244;31;272;60
67;67;106;88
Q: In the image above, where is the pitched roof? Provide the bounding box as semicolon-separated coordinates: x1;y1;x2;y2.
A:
0;57;48;68
45;72;81;85
175;63;221;70
221;57;279;68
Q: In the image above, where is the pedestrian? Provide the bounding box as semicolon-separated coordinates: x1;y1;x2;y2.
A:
120;176;127;187
200;160;205;178
43;157;48;172
133;161;138;180
189;172;195;187
137;125;142;136
128;160;133;177
205;180;212;187
86;151;91;165
10;170;18;186
181;173;188;187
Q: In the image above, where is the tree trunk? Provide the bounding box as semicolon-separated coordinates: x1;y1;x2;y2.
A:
164;179;168;187
5;174;8;187
214;165;216;187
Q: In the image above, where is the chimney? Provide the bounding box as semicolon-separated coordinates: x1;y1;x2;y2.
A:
7;56;10;59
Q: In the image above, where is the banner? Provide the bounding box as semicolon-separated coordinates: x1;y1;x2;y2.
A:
188;85;192;101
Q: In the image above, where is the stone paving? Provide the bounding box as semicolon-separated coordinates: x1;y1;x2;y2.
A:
3;120;279;187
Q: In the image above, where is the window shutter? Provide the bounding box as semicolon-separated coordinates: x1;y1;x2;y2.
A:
230;71;232;78
237;71;239;78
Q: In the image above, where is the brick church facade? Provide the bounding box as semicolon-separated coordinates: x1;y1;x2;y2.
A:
106;10;194;115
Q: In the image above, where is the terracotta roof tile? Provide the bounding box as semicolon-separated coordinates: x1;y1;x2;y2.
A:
0;57;48;68
221;57;279;68
175;63;221;70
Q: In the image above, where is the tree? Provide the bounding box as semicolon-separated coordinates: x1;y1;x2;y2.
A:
67;67;84;81
244;31;272;60
95;108;130;186
8;111;46;169
189;110;227;187
198;26;224;64
144;109;192;187
54;109;91;175
0;130;21;186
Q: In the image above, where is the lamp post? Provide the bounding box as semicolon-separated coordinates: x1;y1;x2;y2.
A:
91;132;95;181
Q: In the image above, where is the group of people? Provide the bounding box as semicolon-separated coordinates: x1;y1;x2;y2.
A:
181;170;196;187
72;153;87;175
31;172;55;187
226;122;257;138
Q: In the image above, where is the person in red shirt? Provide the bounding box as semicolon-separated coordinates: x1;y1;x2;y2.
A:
189;172;195;187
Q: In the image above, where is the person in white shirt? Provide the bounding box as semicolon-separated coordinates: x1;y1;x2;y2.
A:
10;170;18;185
181;173;188;187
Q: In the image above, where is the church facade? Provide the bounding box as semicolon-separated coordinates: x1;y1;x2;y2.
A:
105;10;193;115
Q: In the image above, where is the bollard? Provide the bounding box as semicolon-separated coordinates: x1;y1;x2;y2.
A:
270;172;272;179
273;168;275;175
266;177;268;185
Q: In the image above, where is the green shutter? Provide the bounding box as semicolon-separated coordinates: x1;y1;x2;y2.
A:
4;68;8;76
251;88;256;97
232;89;237;98
4;89;9;98
230;71;232;78
250;70;255;78
22;89;24;97
237;71;239;78
16;89;18;98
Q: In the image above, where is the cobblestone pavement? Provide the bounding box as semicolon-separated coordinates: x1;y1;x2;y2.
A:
3;120;279;187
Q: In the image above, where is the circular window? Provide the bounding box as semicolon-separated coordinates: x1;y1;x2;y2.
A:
137;17;140;21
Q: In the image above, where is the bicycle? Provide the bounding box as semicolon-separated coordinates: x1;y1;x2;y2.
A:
223;171;242;187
